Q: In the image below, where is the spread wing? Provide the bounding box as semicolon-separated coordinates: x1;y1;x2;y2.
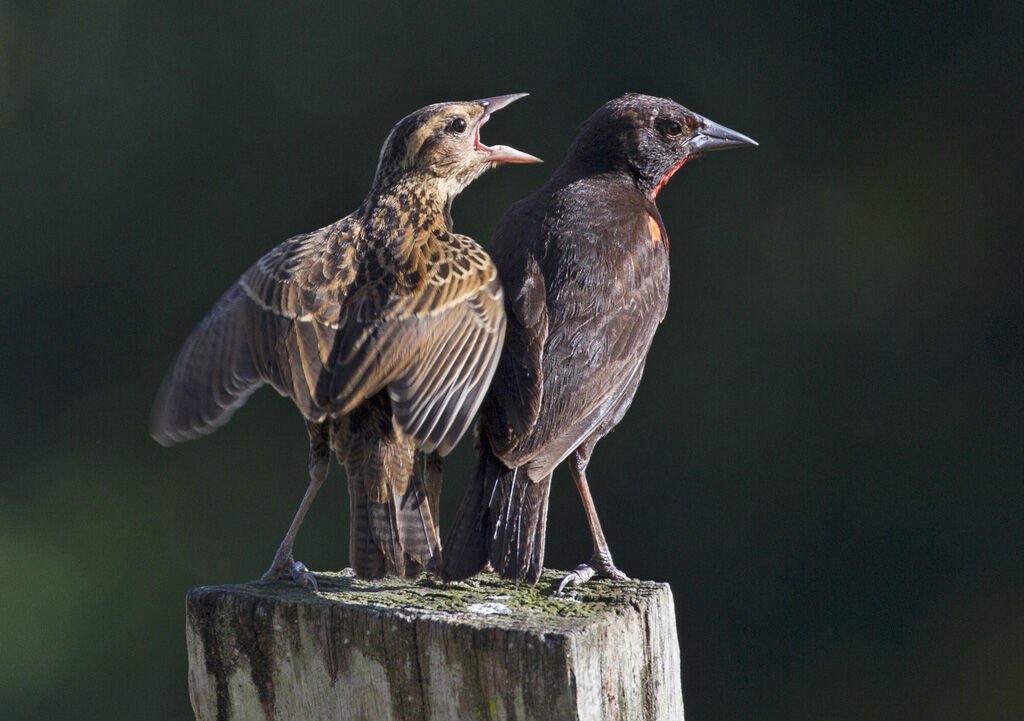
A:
150;220;353;445
151;221;505;458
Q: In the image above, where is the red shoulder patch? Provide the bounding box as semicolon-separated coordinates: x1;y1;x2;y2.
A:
647;214;668;250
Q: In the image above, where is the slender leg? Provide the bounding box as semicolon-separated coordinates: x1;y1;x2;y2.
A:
261;422;330;590
556;447;628;594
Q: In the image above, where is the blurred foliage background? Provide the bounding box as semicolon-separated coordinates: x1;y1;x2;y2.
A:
1;1;1021;719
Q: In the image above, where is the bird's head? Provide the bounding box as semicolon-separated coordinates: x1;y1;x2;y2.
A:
372;94;541;199
566;93;757;199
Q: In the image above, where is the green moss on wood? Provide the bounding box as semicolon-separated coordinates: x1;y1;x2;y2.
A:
190;568;666;631
282;568;647;618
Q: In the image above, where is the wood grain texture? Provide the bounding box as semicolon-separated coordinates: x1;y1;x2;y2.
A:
186;570;684;721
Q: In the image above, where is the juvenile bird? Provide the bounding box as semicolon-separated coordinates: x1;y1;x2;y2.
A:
152;95;540;585
441;93;755;591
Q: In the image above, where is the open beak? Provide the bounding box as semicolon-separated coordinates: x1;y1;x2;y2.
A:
472;93;543;164
688;115;758;154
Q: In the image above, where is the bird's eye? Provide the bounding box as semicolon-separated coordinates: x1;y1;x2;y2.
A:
664;119;683;137
448;117;468;134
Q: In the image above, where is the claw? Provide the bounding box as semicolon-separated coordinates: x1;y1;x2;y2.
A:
555;555;628;595
556;563;596;595
262;556;318;591
290;561;319;591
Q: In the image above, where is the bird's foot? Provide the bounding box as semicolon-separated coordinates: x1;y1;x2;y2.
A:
261;557;319;591
555;553;628;595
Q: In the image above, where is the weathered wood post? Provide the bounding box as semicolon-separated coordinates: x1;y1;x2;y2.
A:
186;569;684;721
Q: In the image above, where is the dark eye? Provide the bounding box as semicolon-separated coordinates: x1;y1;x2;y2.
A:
664;119;683;137
448;117;467;134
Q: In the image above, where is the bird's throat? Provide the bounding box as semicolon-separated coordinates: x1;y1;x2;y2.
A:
364;178;452;238
651;156;692;200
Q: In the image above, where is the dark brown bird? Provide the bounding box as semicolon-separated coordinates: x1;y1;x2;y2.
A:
151;94;540;586
441;93;755;591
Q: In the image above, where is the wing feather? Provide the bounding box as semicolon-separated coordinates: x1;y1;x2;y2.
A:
150;284;263;445
481;245;548;462
150;222;351;444
396;311;495;451
328;239;506;457
153;219;505;459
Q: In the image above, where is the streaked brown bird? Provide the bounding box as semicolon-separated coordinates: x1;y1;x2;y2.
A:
441;93;755;591
151;94;540;585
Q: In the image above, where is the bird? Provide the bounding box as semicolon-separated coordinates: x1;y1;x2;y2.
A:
151;94;541;586
441;93;755;591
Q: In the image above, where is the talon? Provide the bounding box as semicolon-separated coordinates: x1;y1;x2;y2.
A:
555;555;629;594
291;561;319;591
556;563;596;595
262;556;318;590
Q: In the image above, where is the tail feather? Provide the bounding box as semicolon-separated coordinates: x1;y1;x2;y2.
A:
392;455;441;576
442;441;551;585
422;452;444;536
342;400;441;580
490;466;551;585
349;488;388;579
441;450;497;581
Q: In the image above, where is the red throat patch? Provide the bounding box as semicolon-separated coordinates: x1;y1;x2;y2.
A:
651;156;691;200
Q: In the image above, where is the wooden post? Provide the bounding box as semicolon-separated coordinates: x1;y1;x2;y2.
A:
186;569;684;721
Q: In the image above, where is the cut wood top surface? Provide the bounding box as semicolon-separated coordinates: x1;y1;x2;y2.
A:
188;569;670;632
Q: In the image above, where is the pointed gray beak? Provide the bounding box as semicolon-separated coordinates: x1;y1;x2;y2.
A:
473;92;531;116
689;115;758;153
471;93;543;164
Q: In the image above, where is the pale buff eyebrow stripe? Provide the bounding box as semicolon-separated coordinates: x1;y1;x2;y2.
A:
404;122;436;167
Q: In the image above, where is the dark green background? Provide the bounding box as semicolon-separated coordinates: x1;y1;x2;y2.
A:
2;2;1021;719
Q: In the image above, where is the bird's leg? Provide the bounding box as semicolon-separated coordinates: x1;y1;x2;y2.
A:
261;423;330;590
556;447;628;594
